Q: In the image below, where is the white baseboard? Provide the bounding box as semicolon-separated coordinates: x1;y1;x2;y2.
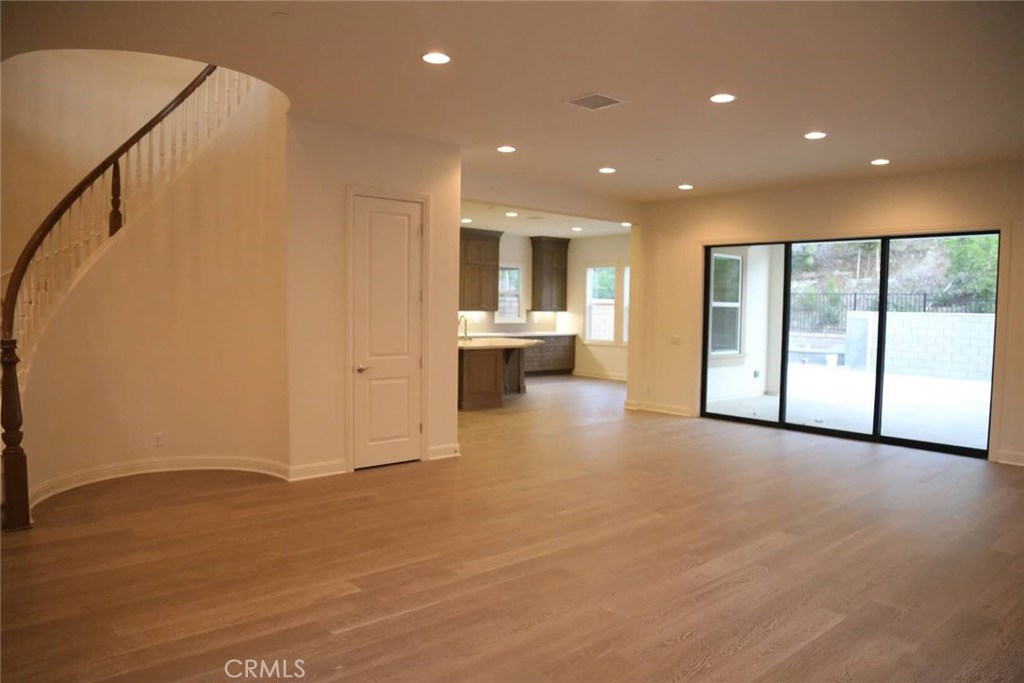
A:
572;369;627;382
27;445;461;511
426;443;461;460
624;400;696;418
29;455;289;508
287;460;348;481
992;450;1024;467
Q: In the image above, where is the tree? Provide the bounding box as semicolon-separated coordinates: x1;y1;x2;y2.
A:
941;235;998;301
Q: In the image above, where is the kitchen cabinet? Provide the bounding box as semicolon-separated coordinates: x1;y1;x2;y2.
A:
522;334;575;373
530;237;569;311
459;228;502;311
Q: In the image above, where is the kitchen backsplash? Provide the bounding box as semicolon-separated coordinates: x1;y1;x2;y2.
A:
458;310;565;336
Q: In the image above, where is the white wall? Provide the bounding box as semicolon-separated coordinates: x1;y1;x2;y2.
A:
286;116;461;472
20;76;292;503
463;168;640;226
628;160;1024;463
2;50;204;274
565;233;631;381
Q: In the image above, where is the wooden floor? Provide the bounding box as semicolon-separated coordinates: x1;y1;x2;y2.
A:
3;376;1024;682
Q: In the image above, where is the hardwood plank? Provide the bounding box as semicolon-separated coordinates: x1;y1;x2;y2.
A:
3;376;1024;683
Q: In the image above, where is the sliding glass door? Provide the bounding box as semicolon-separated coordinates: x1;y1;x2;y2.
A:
784;240;880;434
880;234;998;450
703;245;785;422
702;231;1000;458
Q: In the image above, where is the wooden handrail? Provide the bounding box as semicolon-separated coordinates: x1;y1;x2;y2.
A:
1;64;217;339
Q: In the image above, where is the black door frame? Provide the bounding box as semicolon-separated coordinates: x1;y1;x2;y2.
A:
699;229;1001;459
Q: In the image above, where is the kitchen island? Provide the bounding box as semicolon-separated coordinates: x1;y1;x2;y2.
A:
458;337;543;410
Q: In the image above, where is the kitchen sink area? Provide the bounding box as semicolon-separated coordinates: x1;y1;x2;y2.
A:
457;333;577;410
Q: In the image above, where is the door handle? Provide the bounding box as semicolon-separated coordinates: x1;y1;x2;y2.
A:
356;365;371;373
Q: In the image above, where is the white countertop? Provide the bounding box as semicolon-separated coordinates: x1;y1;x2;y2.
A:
458;337;544;349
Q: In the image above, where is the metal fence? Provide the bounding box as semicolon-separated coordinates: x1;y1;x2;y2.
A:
789;292;995;334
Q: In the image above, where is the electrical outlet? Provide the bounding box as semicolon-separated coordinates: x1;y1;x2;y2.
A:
753;370;760;378
153;432;164;448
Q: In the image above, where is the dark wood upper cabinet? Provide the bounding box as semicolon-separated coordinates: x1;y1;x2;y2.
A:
459;228;502;311
531;236;570;312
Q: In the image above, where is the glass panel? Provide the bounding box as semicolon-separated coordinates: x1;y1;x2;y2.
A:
710;307;740;353
589;266;616;299
712;255;741;303
705;245;785;422
785;239;880;434
586;267;616;341
880;234;998;450
497;267;521;319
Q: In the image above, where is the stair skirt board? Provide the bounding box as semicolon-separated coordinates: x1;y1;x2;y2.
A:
28;456;353;509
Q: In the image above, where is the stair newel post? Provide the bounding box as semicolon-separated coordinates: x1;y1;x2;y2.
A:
109;158;123;236
1;338;31;531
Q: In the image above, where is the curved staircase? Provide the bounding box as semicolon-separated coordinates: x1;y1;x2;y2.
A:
1;63;254;530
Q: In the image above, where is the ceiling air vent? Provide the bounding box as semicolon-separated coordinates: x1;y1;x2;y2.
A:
565;92;624;111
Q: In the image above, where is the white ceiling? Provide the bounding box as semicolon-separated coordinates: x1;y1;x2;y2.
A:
4;2;1023;201
460;200;629;239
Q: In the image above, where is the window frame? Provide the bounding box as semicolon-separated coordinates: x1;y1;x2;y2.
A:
622;266;631;343
494;264;526;324
710;253;743;355
584;265;619;344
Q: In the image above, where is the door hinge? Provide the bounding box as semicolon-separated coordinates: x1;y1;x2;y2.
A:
419;357;423;369
419;290;423;302
419;423;423;433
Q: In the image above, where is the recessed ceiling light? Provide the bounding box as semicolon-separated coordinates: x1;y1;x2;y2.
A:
710;93;736;104
571;227;583;232
871;158;890;166
422;52;451;65
621;222;632;228
599;167;617;174
496;145;516;153
505;211;518;217
678;184;694;191
461;218;472;224
804;131;827;140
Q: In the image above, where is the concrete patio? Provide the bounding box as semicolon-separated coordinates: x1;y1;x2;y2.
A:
708;363;992;450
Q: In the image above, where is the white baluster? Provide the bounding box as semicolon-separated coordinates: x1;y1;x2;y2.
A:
147;128;155;194
225;69;233;119
159;121;167;185
135;142;143;217
192;90;201;159
169;111;178;179
76;195;86;267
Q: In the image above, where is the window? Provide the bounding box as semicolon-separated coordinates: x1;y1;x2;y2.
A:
586;266;616;341
710;254;741;354
495;266;523;322
623;266;631;343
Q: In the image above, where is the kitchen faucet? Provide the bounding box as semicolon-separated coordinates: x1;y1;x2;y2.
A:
458;315;471;341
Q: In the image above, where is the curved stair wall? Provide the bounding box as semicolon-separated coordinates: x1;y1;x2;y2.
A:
1;51;291;509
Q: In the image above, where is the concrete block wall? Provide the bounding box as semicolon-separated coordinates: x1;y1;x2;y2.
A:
847;311;994;380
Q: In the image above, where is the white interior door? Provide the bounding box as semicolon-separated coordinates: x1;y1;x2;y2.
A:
351;195;423;468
